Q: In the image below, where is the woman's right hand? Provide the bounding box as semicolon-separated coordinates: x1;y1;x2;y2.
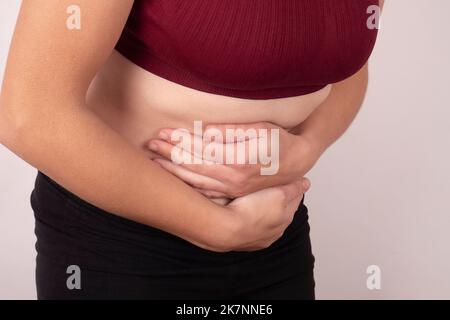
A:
210;178;310;252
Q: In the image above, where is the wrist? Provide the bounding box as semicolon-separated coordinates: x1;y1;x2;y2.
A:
195;205;238;252
300;132;326;160
289;133;323;176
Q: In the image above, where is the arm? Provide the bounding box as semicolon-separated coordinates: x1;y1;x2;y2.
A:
0;0;223;248
0;0;304;252
291;63;369;158
294;0;385;148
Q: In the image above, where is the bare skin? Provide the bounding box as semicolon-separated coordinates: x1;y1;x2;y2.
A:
0;0;309;253
146;0;384;200
0;0;383;252
86;51;331;204
87;51;332;154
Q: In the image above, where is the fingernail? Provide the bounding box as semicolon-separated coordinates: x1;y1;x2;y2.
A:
149;142;158;151
159;130;170;141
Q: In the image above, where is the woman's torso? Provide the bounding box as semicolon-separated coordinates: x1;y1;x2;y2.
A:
86;0;378;156
86;51;332;156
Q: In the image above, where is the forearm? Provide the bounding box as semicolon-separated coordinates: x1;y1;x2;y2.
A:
292;63;370;156
0;0;235;252
0;96;227;250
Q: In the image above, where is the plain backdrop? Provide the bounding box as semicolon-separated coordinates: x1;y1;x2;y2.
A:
1;0;450;299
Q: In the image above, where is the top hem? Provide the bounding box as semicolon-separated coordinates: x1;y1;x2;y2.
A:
114;30;327;100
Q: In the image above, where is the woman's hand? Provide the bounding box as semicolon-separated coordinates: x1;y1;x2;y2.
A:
210;179;307;252
148;122;321;198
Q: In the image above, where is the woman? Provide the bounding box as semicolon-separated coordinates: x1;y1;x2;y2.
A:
0;0;381;299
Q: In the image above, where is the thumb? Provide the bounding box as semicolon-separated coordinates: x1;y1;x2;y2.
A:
301;177;311;192
277;179;304;203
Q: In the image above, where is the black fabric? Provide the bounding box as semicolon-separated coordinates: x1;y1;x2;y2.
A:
31;171;315;300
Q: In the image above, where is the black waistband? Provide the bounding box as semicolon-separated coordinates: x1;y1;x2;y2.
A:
31;171;311;273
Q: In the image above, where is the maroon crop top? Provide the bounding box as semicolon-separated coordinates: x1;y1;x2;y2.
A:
115;0;379;99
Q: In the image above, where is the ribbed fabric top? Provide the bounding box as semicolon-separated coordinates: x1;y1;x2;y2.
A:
115;0;379;100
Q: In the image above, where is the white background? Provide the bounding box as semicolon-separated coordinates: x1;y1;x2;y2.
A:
1;0;450;299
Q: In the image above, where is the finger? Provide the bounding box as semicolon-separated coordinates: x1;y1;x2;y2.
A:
158;128;213;160
202;138;261;165
277;180;304;203
193;188;229;199
155;128;266;167
153;158;228;192
204;122;276;143
153;139;251;181
302;177;311;192
159;128;258;165
220;129;275;165
210;197;232;206
154;130;230;165
151;138;241;181
284;193;304;219
149;139;205;165
158;128;230;163
224;139;259;165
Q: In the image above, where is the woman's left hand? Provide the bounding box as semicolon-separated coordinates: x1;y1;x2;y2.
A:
148;122;320;198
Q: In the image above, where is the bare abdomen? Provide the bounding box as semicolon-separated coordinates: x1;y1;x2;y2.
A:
86;51;331;157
